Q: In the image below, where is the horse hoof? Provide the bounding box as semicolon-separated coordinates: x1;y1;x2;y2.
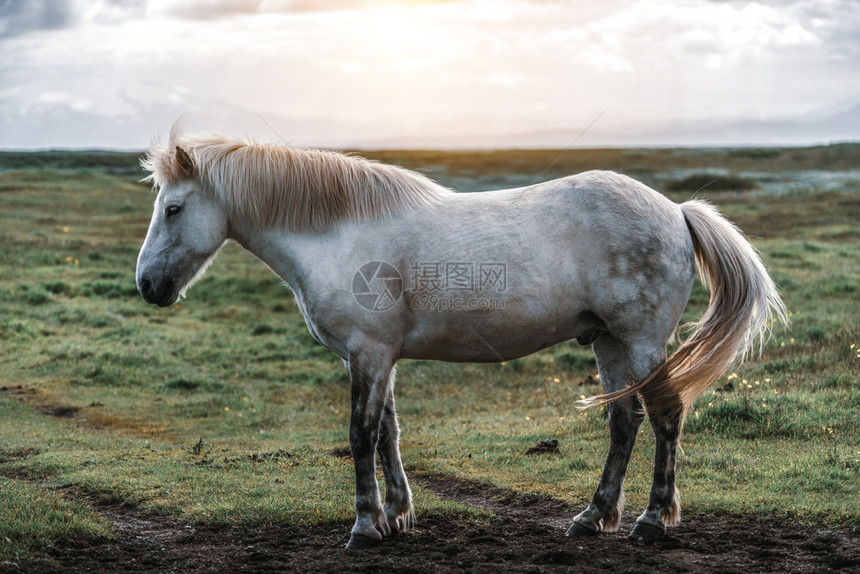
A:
628;522;665;542
566;521;598;538
383;525;399;540
345;533;380;550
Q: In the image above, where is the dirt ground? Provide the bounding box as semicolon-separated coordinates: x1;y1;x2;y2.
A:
9;475;859;574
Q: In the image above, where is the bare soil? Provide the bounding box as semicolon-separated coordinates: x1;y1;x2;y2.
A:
8;475;859;574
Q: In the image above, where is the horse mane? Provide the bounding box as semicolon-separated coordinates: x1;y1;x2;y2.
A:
141;124;452;231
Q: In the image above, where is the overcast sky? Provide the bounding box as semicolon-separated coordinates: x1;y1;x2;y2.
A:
1;0;859;149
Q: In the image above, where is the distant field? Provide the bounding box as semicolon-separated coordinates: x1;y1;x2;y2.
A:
1;145;858;569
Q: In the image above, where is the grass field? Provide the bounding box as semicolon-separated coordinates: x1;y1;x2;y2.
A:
1;145;859;568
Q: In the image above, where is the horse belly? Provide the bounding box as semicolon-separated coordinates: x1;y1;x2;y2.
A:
399;305;602;363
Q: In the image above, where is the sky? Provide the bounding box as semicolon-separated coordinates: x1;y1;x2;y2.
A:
1;0;859;150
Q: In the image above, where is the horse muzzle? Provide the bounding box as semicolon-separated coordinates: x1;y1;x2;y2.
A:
137;275;177;307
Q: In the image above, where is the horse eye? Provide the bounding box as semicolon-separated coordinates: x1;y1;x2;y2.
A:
165;205;182;218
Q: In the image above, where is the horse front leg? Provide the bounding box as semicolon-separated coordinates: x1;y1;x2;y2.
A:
345;347;396;550
377;387;414;535
568;335;645;536
629;410;682;542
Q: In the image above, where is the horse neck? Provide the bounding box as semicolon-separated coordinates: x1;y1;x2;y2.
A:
227;214;359;302
228;219;308;291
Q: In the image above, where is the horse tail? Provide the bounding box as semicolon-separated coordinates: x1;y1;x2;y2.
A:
582;199;788;418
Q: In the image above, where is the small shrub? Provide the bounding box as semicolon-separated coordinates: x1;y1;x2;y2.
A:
166;378;201;391
288;370;331;386
687;399;797;439
164;378;225;393
567;458;591;471
726;148;781;160
556;352;596;372
764;360;791;373
42;281;73;296
816;373;856;390
252;324;275;336
98;271;124;280
807;327;827;342
25;289;52;306
504;358;527;372
666;173;758;193
81;281;138;299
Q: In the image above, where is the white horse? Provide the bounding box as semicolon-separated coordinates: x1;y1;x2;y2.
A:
136;126;786;549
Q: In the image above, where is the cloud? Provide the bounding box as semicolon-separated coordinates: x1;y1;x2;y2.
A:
0;0;75;38
84;0;148;24
0;0;150;38
148;0;463;19
150;0;262;19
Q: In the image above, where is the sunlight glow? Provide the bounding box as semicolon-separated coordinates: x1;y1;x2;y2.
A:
2;0;859;148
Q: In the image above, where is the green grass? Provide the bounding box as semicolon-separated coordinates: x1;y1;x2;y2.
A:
1;147;859;565
0;478;111;566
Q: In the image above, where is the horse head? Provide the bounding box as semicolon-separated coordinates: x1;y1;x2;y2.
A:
136;146;228;307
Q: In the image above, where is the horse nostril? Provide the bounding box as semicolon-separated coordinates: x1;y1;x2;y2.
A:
139;277;152;299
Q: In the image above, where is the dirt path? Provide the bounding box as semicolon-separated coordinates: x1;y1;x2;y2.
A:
9;475;859;573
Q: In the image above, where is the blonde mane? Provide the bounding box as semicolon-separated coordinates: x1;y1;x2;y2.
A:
141;125;452;231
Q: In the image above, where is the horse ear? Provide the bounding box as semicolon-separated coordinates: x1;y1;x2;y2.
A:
175;146;195;178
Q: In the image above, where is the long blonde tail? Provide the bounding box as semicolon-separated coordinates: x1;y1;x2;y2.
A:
582;199;788;417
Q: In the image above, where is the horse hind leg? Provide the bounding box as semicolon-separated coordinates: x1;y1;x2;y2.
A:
629;408;682;542
568;334;645;537
376;385;414;536
624;339;683;542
